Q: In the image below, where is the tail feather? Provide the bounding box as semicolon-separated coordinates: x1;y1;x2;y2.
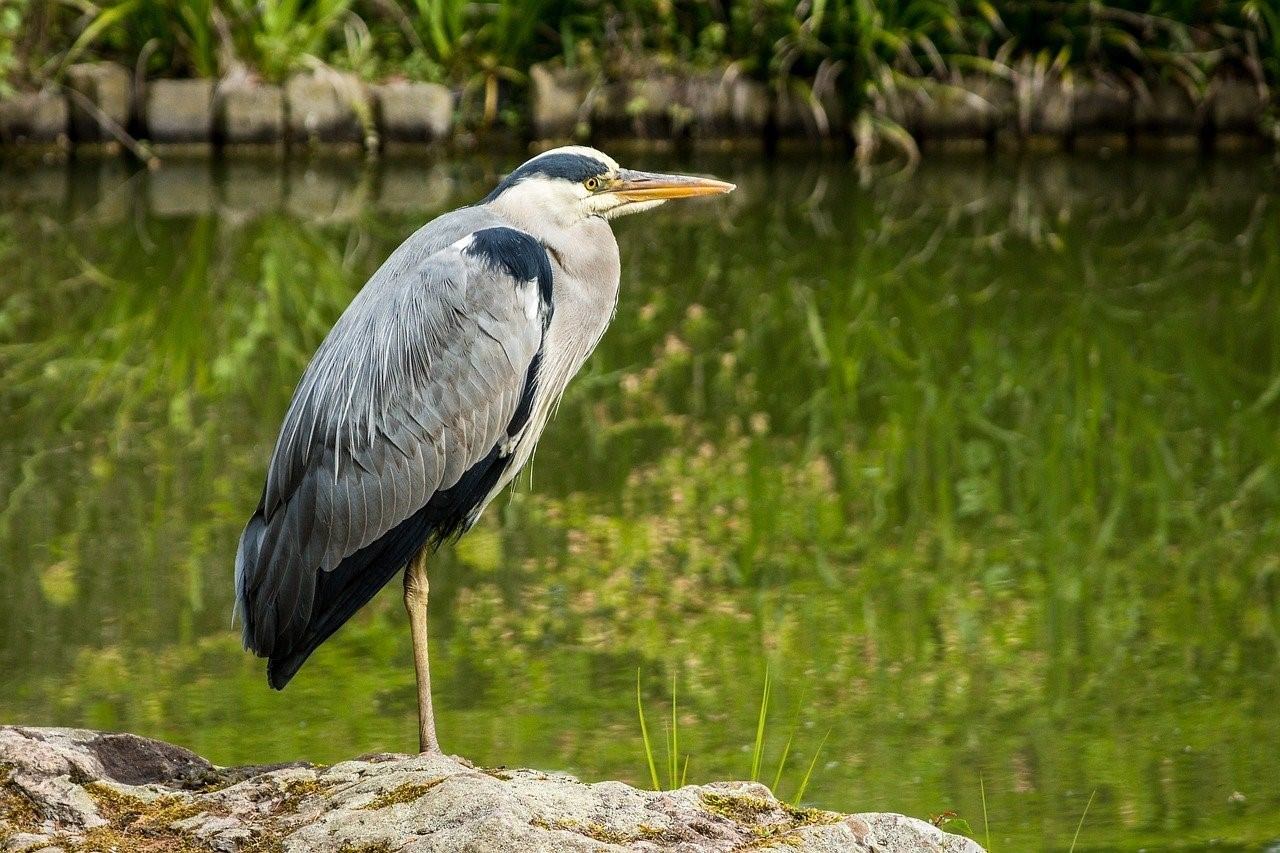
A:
265;506;434;689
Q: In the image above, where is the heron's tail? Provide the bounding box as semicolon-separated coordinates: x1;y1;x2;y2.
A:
264;505;436;689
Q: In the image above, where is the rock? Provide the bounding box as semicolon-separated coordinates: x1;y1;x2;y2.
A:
286;72;369;145
0;726;983;852
63;62;132;142
1018;75;1073;137
625;74;680;137
1134;79;1201;135
1210;75;1265;135
917;77;1010;140
683;69;733;137
1071;77;1131;136
374;81;453;143
728;75;770;135
217;80;285;144
529;63;591;140
0;89;69;144
776;83;849;139
145;78;215;144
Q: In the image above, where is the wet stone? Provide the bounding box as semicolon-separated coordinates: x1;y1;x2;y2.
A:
1072;78;1131;136
0;89;68;144
218;82;285;144
64;62;132;142
529;63;590;140
918;77;1010;139
1210;75;1264;135
286;72;368;145
1134;80;1201;135
373;82;453;143
683;70;733;137
729;76;770;135
624;75;680;137
1019;75;1073;137
144;78;214;144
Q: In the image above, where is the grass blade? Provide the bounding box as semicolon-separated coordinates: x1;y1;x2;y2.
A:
750;666;771;782
792;730;829;805
1068;789;1097;853
636;668;660;791
771;725;796;793
980;774;991;852
670;671;678;790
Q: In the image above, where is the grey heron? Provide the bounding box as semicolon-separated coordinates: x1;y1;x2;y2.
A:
235;146;734;753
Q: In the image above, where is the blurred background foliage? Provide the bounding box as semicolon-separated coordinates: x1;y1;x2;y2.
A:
0;0;1275;115
0;150;1277;849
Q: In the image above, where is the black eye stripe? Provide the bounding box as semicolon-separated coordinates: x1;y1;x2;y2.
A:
485;152;610;201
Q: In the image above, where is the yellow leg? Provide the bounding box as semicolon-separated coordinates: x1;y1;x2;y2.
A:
404;550;441;754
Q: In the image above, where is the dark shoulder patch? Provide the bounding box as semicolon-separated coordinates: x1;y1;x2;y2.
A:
464;227;553;305
484;153;609;201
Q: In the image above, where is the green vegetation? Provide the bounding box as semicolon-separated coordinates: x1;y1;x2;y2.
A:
0;1;1275;126
0;153;1278;850
362;779;444;809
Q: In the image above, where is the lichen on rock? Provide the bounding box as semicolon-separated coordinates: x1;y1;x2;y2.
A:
0;726;984;852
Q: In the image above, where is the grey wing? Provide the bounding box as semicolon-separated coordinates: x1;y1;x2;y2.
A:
235;226;552;659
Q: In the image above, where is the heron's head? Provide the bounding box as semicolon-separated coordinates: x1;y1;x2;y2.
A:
484;146;734;228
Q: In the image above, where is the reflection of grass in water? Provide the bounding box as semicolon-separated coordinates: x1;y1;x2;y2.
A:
0;156;1278;849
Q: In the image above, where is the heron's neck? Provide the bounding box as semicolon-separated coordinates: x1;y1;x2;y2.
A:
485;199;613;277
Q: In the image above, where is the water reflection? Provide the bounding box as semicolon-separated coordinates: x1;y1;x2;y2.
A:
1;150;1277;851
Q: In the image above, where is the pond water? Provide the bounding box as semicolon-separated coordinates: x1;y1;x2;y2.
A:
1;149;1277;851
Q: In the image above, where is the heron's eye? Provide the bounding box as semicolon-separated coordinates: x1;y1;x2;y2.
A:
584;176;602;191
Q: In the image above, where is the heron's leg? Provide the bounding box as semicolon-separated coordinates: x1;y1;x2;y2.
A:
403;549;441;754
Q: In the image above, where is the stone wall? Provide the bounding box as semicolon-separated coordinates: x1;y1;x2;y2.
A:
0;61;1274;154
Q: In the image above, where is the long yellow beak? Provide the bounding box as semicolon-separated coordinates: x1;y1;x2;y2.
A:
608;169;736;202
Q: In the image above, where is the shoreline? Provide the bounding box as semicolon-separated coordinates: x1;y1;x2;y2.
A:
1;62;1274;160
0;725;985;852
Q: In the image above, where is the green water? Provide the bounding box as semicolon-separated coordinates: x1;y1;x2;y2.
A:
1;150;1277;851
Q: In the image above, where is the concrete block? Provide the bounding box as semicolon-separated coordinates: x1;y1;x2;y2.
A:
1210;75;1264;135
0;89;69;143
1071;78;1131;135
918;77;1010;139
64;62;132;141
682;70;733;136
1019;76;1072;137
529;64;588;140
217;82;284;144
374;81;453;142
1134;80;1201;134
729;77;769;134
624;75;679;136
145;79;214;143
286;72;368;144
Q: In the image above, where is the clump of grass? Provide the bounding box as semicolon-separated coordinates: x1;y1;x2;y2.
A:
636;666;831;803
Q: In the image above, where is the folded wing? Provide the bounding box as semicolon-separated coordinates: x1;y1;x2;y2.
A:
235;226;553;683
